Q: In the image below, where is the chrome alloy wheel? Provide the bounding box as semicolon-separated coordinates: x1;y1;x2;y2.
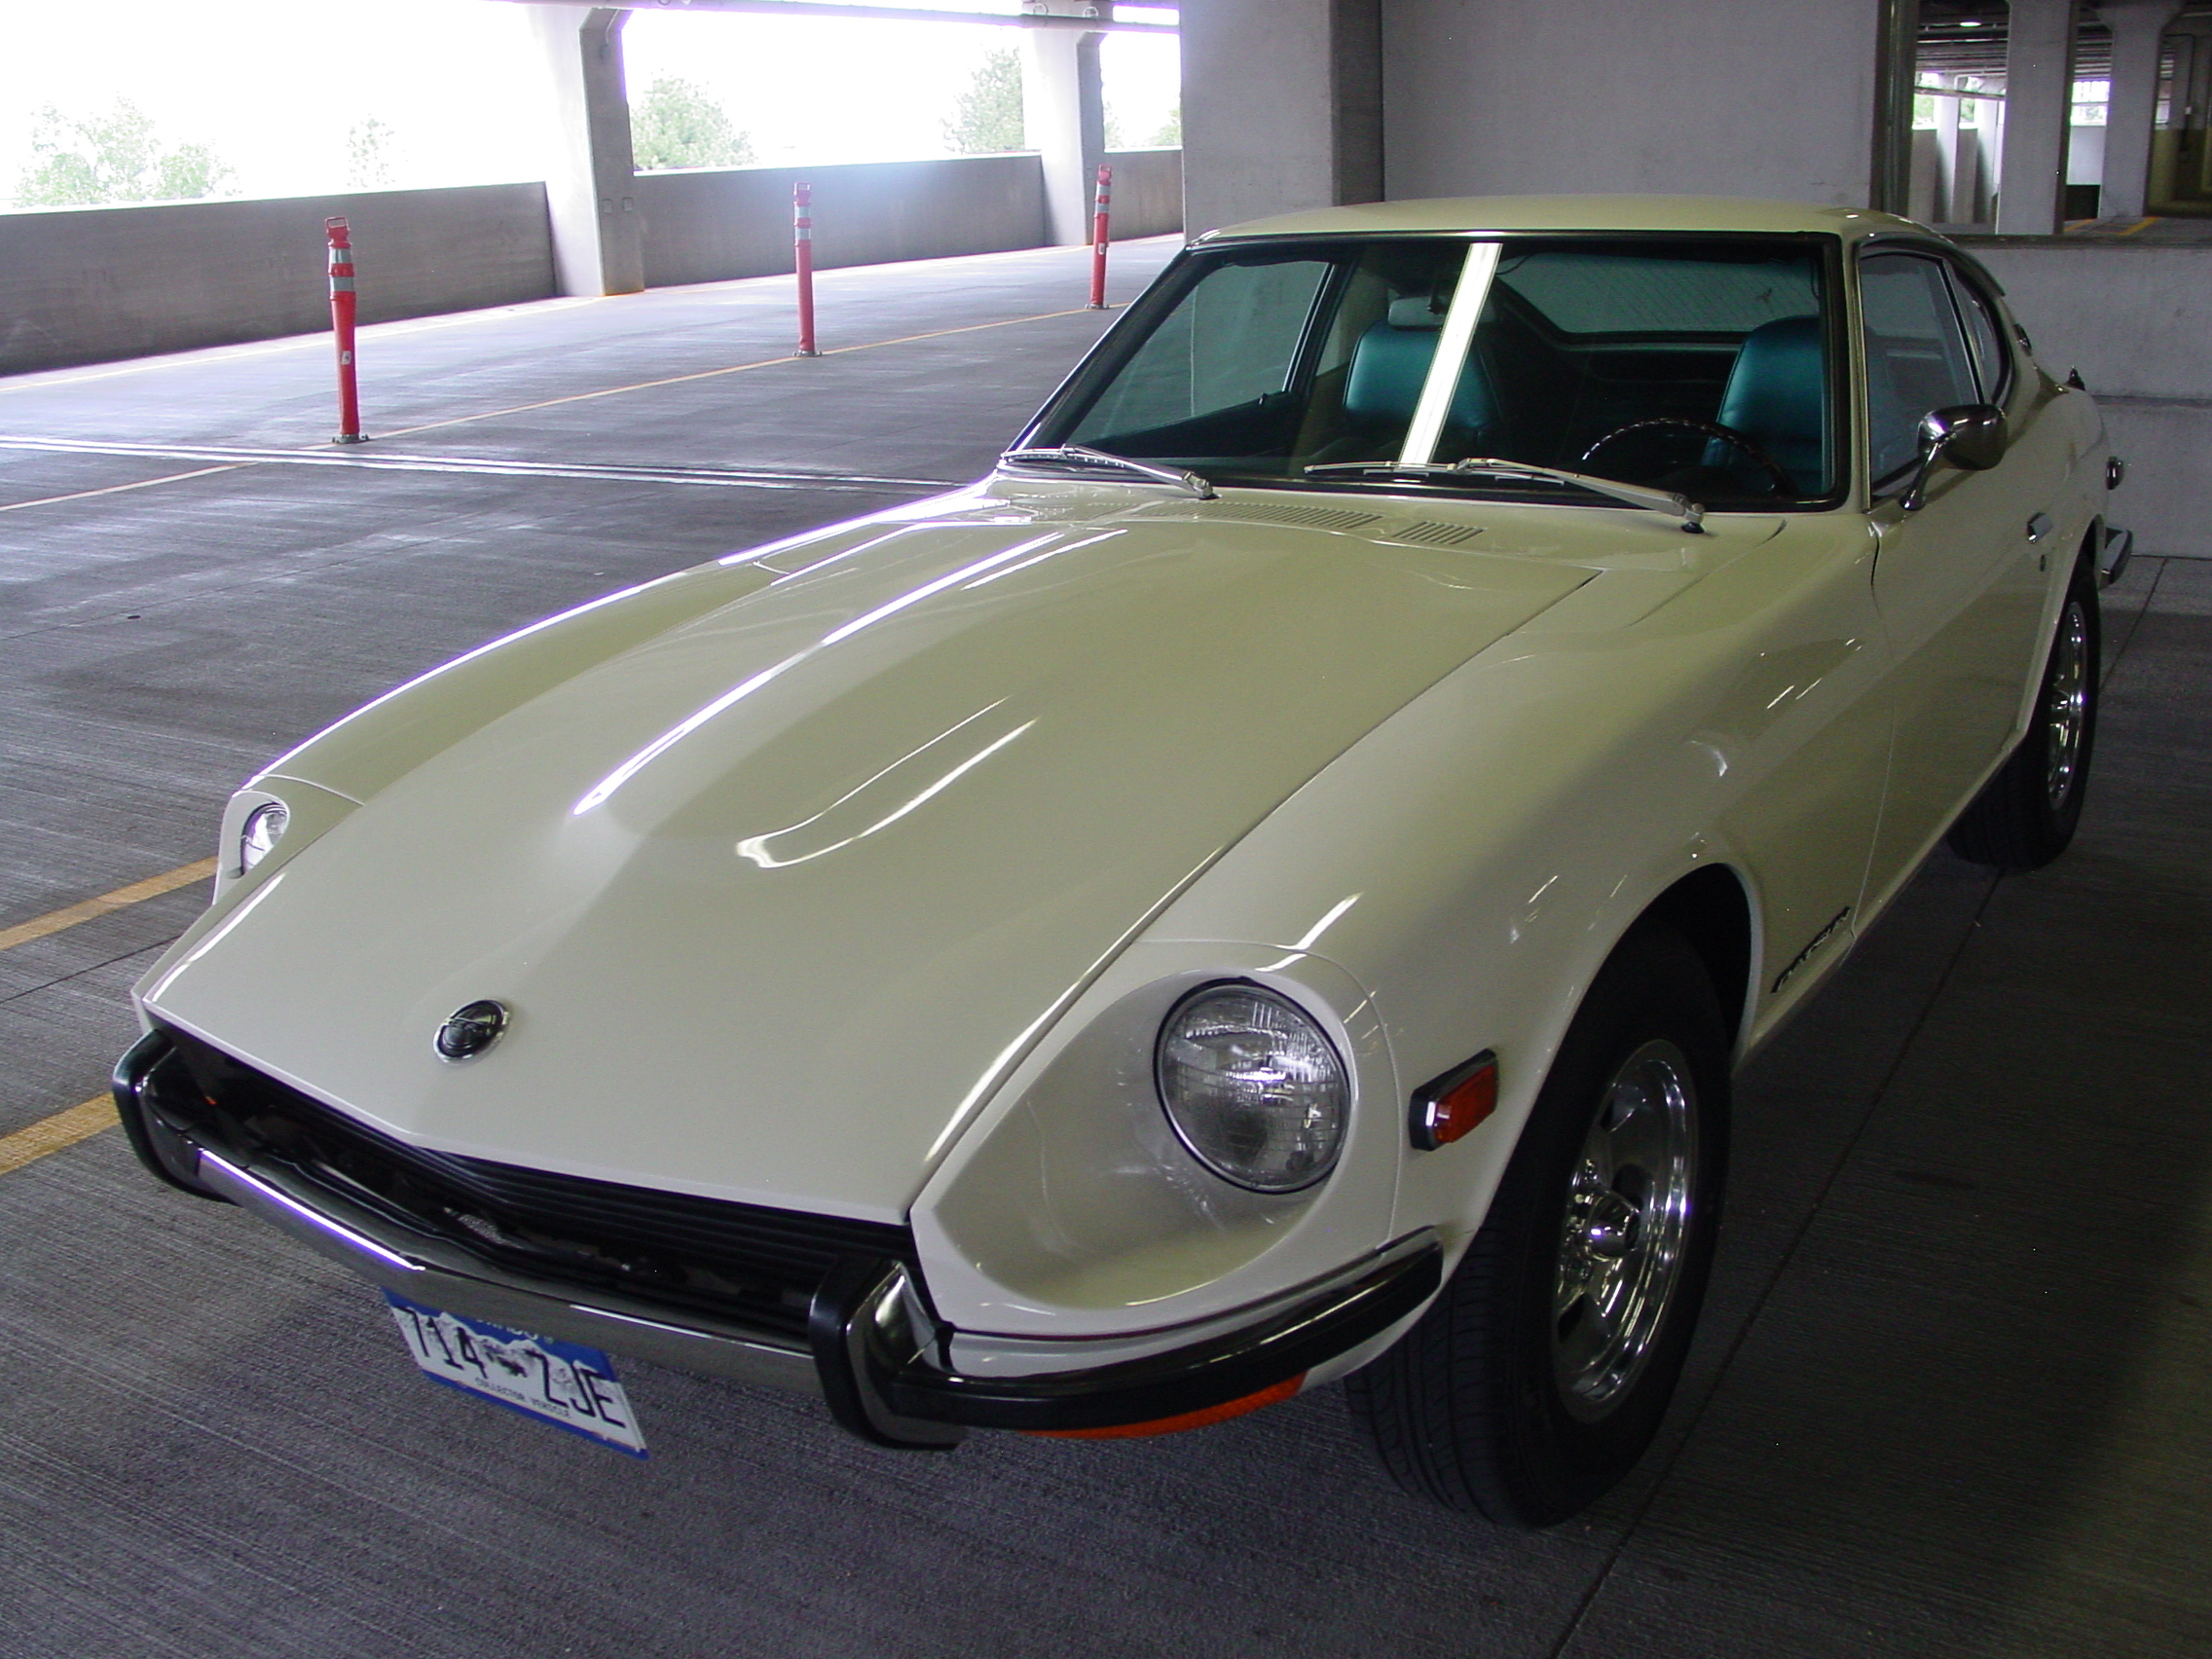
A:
1551;1039;1699;1420
2045;598;2090;810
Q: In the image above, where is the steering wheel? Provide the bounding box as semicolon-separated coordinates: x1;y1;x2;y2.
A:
1578;418;1796;497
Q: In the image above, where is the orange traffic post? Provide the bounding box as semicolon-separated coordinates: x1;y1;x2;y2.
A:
1088;164;1113;310
794;182;820;356
325;217;365;444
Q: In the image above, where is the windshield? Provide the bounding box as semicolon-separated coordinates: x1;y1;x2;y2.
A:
1029;235;1839;507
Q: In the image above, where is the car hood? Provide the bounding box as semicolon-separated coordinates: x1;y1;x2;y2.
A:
144;506;1591;1221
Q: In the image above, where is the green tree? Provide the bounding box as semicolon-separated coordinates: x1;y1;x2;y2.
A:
1149;106;1182;148
348;118;398;189
943;46;1025;154
630;77;756;172
14;100;234;207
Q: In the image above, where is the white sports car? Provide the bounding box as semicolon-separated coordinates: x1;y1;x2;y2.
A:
117;197;2127;1525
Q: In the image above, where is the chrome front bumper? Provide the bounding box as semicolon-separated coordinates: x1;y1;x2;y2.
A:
115;1029;1442;1449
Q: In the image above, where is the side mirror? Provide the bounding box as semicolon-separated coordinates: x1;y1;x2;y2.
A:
1901;403;2007;510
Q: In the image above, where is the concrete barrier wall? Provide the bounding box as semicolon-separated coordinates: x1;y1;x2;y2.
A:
0;183;556;377
1967;240;2212;558
1103;148;1184;240
637;155;1048;289
0;154;1185;377
640;151;1181;289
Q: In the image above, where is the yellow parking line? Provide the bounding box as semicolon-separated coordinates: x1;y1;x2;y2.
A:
0;463;251;515
0;1096;116;1178
0;858;216;955
2119;216;2159;237
377;306;1098;439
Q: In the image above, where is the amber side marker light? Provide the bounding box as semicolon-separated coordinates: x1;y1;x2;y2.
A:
1411;1050;1498;1151
1028;1374;1306;1440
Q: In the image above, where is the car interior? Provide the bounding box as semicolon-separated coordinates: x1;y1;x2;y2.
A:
1055;238;1841;506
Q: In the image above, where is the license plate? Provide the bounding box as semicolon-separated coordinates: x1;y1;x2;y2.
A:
384;1291;646;1456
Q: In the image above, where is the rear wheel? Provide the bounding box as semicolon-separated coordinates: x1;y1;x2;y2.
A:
1346;929;1729;1527
1947;566;2099;871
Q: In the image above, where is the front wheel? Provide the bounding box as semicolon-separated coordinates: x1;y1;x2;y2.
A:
1947;566;2100;871
1346;929;1730;1527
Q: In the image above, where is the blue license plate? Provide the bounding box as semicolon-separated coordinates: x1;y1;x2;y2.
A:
384;1291;646;1456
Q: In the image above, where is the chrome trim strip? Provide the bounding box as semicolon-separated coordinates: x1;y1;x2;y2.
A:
183;1137;821;1394
825;1230;1447;1435
197;1149;425;1274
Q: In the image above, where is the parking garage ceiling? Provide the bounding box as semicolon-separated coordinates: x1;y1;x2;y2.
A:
1917;1;2212;78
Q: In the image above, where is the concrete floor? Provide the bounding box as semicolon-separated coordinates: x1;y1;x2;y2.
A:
2;238;2209;1659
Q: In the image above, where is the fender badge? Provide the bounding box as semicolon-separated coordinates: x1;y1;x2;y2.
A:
435;1000;509;1061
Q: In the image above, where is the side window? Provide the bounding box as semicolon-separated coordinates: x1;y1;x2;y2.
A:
1943;268;2010;405
1859;252;1980;485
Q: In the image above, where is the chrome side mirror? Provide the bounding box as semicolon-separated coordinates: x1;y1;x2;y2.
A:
1901;403;2007;510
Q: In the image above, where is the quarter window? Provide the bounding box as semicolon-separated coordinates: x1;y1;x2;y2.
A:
1859;251;1980;486
1945;269;2010;404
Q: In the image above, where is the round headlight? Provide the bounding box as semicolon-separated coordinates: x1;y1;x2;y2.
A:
239;801;288;872
1156;984;1348;1193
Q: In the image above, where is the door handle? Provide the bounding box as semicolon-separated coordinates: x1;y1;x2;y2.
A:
2026;512;2054;543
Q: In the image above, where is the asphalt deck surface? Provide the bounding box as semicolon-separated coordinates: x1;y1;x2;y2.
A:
2;237;2209;1659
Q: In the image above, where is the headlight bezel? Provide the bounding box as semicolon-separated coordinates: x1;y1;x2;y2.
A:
1154;980;1351;1195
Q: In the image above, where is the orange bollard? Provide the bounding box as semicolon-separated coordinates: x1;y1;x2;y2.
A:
326;217;365;444
1088;164;1112;310
794;182;820;356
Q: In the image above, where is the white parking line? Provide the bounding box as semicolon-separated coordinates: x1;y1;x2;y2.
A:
0;436;951;495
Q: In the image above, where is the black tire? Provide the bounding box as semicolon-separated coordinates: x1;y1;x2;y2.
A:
1946;563;2100;871
1346;928;1730;1528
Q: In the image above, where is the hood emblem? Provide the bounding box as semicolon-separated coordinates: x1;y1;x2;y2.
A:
435;1000;509;1061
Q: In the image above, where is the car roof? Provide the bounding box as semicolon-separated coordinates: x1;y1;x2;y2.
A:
1199;195;1921;244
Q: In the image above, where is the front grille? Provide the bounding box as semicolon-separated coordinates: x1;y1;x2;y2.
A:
154;1026;912;1342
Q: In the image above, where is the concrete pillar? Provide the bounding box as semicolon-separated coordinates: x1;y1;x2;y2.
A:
2101;0;2184;219
1934;73;1966;221
1996;0;2081;234
1022;22;1107;246
1870;0;1922;215
528;5;644;296
2175;21;2212;202
1181;0;1382;237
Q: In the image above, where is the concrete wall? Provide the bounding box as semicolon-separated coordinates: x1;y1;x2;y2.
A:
1102;148;1184;240
0;154;1185;377
1382;0;1887;206
1970;240;2212;556
639;150;1182;290
0;184;555;377
1182;0;1382;236
638;155;1048;289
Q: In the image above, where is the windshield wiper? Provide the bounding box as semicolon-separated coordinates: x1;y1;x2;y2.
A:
1304;457;1705;534
997;444;1216;500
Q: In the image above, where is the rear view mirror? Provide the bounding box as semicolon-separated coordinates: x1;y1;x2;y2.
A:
1902;404;2007;509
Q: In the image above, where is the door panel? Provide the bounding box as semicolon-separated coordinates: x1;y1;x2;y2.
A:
1861;251;2052;901
1701;528;1891;1028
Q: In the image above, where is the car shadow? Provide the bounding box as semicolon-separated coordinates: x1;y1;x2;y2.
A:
1558;601;2212;1653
